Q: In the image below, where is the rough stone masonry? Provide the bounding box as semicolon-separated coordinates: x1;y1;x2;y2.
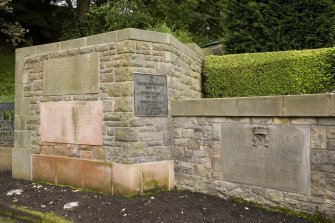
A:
13;28;203;194
171;95;335;217
12;28;335;217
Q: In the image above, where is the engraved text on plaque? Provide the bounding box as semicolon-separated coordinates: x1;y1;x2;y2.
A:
134;73;168;116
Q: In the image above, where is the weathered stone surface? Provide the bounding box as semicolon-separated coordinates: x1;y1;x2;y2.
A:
60;37;85;50
115;128;138;142
32;155;56;183
0;148;12;170
311;172;326;196
17;29;204;168
116;40;136;54
83;160;112;193
43;53;99;95
172;100;206;116
284;94;332;116
114;98;133;112
238;96;283;116
142;161;170;192
139;131;162;142
272;118;289;124
327;177;335;191
221;124;310;194
311;127;327;149
112;163;141;195
14;130;31;148
56;157;84;187
327;140;335;150
86;32;117;46
290;118;317;125
327;127;335;139
318;118;335;126
12;148;32;180
40;101;103;145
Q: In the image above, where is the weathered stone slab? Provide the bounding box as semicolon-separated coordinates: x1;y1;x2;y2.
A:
32;155;56;183
0;148;12;170
43;53;98;95
40;101;103;145
221;124;310;194
12;148;32;181
134;73;168;116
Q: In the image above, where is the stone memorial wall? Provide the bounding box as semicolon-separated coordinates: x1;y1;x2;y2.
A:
14;28;203;194
171;94;335;217
13;28;334;217
15;28;203;161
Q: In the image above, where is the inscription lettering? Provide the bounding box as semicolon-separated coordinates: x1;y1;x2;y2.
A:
134;73;168;116
40;101;103;145
221;124;310;194
43;53;98;95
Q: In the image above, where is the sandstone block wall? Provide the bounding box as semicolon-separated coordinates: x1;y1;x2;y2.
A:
15;28;203;164
171;94;335;217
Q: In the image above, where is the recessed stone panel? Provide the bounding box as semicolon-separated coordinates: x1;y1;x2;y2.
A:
134;73;168;116
43;53;98;95
221;124;310;194
40;101;103;145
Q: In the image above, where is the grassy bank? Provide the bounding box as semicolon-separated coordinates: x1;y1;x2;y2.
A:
0;43;15;102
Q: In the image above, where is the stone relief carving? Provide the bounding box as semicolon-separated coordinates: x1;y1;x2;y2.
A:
253;126;269;148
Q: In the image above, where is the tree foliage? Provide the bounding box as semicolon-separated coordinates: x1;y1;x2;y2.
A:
221;0;335;54
0;0;26;45
10;0;65;45
73;0;222;45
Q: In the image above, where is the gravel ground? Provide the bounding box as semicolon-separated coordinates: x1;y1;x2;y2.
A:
0;170;318;223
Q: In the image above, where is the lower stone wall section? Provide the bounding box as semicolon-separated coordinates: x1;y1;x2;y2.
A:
32;155;174;195
172;116;335;217
0;148;12;171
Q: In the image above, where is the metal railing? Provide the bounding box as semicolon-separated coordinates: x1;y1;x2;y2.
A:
0;103;14;147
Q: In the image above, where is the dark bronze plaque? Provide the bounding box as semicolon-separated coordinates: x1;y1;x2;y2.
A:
134;73;168;116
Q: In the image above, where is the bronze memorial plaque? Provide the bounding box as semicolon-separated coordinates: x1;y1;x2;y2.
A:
134;73;168;116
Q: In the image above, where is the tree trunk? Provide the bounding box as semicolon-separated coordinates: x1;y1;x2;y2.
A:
77;0;91;19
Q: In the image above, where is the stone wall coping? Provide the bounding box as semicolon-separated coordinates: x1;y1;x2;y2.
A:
171;93;335;117
16;28;204;59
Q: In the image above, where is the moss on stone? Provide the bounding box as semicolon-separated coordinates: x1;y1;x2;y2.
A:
232;197;335;223
0;201;71;223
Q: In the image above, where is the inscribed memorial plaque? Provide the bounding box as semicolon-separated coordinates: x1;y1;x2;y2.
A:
134;73;168;116
40;101;102;145
221;124;310;194
43;53;98;95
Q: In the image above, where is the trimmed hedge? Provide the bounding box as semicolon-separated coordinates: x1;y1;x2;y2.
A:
203;48;335;97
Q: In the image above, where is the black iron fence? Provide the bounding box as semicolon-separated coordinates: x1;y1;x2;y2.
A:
0;103;14;147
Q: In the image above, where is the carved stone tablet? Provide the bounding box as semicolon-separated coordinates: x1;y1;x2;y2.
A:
134;73;168;116
221;124;310;194
40;101;103;145
43;53;99;95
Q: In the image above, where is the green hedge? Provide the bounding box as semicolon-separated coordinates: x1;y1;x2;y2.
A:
203;48;335;97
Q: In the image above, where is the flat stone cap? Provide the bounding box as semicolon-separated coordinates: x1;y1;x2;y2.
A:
16;28;204;59
172;93;335;117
